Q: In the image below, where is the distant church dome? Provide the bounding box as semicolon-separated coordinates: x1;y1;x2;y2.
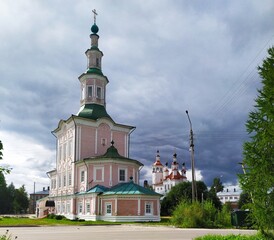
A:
91;23;99;34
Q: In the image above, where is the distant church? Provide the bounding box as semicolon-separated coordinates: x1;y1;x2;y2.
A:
37;11;161;222
152;150;187;195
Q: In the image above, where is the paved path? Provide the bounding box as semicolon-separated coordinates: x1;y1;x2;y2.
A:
0;225;257;240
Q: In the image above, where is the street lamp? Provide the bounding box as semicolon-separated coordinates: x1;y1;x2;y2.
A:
186;110;197;202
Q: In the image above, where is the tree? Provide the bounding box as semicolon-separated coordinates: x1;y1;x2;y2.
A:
0;172;9;213
239;46;274;234
13;185;29;214
161;181;208;216
0;140;11;174
238;191;252;210
208;177;223;210
210;177;224;193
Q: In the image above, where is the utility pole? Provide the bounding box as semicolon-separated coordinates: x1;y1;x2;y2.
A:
186;110;197;202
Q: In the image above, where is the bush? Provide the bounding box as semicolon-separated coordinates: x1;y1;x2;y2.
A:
194;233;268;240
171;200;205;228
171;200;232;228
55;215;65;220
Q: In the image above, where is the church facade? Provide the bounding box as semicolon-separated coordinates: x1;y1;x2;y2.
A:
152;151;187;195
37;14;161;222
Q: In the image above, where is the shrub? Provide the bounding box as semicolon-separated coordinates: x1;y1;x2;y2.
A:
171;200;204;228
171;200;232;228
55;215;65;220
194;233;268;240
0;230;17;240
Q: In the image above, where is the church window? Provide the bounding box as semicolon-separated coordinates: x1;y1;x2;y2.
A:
63;143;67;160
87;86;93;98
105;203;112;215
68;140;72;157
78;203;83;213
97;86;102;99
145;202;152;215
58;175;61;188
80;171;85;182
96;58;99;67
119;168;127;182
63;175;66;187
86;203;91;213
59;146;62;162
81;85;85;100
94;166;104;182
67;202;71;213
61;203;65;213
68;172;72;186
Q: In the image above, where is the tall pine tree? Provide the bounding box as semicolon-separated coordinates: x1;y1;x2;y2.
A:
239;46;274;233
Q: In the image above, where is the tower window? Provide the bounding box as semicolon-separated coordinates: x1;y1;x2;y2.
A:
81;85;85;100
87;86;93;98
119;169;127;182
96;58;99;67
80;170;85;182
97;87;102;99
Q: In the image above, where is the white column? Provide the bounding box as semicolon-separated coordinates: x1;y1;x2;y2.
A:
138;198;141;215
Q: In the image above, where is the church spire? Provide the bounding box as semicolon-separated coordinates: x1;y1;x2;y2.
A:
77;10;111;120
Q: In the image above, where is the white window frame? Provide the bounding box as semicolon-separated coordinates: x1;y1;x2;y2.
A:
68;172;72;186
80;170;85;183
87;85;93;98
105;203;112;216
118;168;127;182
78;203;83;214
145;202;153;215
96;86;103;99
86;203;91;214
63;174;66;187
68;140;72;157
94;166;104;182
81;84;85;100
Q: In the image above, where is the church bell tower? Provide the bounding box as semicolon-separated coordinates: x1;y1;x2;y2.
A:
77;9;111;120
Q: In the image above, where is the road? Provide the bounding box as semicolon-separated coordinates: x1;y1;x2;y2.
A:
0;225;257;240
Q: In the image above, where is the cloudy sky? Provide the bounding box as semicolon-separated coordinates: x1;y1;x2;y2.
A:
1;0;273;194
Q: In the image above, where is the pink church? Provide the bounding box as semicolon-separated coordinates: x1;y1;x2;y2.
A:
37;13;161;222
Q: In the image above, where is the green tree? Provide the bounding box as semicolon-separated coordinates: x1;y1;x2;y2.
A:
13;185;29;214
210;177;224;193
0;172;9;213
0;140;11;174
238;192;252;210
239;46;274;234
208;177;223;210
161;181;208;216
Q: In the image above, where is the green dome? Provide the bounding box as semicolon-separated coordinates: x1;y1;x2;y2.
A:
91;24;99;34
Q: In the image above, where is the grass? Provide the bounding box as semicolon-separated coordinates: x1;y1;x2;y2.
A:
194;233;268;240
0;216;118;227
0;216;171;227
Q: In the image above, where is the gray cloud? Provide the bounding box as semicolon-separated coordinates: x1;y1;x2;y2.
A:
1;0;273;192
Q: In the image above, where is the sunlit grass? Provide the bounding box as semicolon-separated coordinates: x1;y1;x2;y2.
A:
0;216;170;227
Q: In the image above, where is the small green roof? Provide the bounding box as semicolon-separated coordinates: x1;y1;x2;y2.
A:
87;185;109;193
77;104;113;121
102;181;161;196
86;67;104;76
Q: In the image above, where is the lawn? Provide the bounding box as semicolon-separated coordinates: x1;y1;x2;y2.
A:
0;216;171;227
0;216;117;226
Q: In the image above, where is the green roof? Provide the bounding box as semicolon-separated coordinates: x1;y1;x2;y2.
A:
102;181;161;196
77;104;113;120
102;145;125;158
87;185;109;193
82;144;143;167
86;68;104;76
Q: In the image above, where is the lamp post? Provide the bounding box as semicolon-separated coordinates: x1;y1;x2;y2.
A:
186;110;197;202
